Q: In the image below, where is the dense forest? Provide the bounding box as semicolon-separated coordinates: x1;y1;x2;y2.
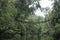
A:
0;0;60;40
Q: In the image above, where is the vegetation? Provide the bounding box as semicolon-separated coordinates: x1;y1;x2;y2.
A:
0;0;60;40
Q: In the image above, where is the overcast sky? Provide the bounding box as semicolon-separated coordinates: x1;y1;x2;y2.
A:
34;0;54;17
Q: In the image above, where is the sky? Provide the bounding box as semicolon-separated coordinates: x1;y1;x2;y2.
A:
34;0;54;17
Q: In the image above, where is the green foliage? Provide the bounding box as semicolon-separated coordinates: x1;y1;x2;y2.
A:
0;0;60;40
45;0;60;40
